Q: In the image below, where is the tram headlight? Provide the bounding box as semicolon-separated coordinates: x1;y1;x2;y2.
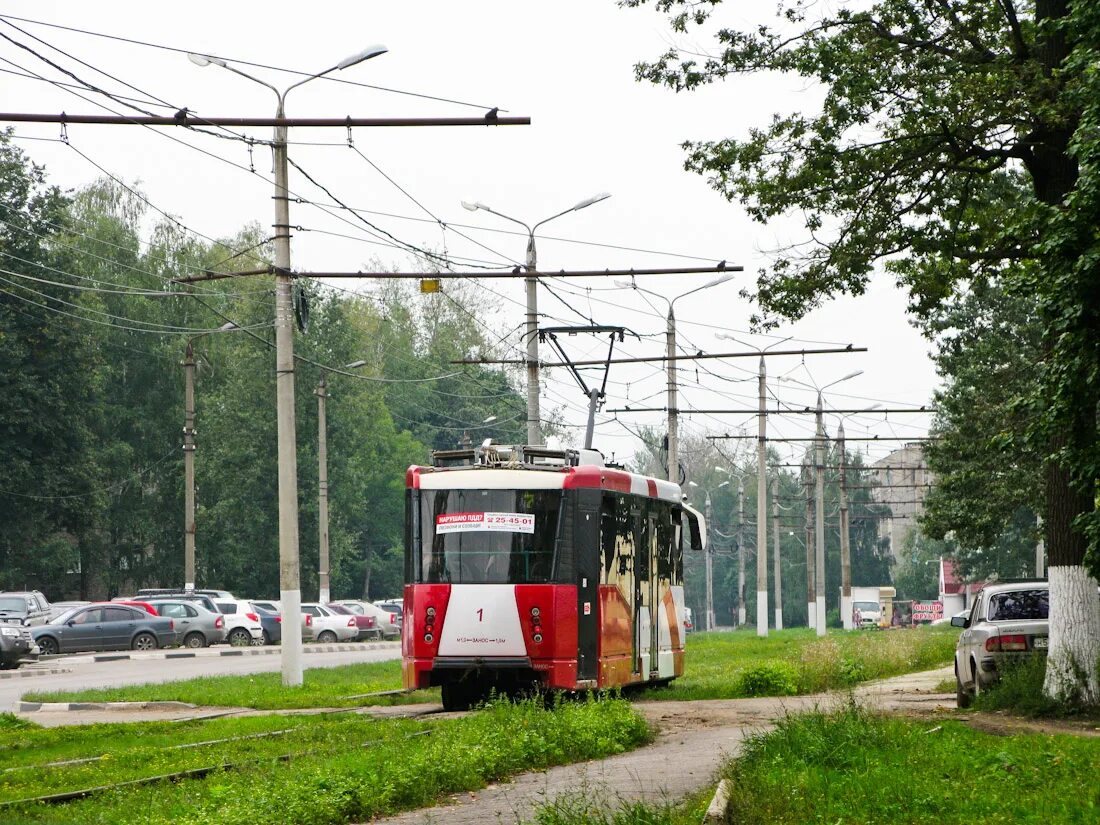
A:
426;606;436;619
533;633;543;644
530;607;540;619
423;632;434;643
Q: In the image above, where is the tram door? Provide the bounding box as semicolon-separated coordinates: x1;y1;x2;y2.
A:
647;513;659;677
575;495;599;683
634;508;658;676
630;505;641;675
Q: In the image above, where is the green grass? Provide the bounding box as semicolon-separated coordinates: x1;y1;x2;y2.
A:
718;703;1100;823
526;785;712;825
25;659;435;710
30;627;959;710
0;697;651;825
974;655;1100;718
636;625;959;701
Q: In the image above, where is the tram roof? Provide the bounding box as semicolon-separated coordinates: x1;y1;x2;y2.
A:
407;464;683;503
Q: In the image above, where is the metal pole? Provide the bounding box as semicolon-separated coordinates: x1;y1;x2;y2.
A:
273;100;304;686
814;393;827;636
737;480;746;626
839;421;852;630
804;459;816;627
525;233;542;446
317;373;330;605
666;307;678;482
183;341;197;591
771;475;783;630
583;388;600;450
756;356;768;637
705;492;714;631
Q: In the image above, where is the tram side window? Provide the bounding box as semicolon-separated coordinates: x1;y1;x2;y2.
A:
636;506;650;582
655;503;675;584
599;492;636;585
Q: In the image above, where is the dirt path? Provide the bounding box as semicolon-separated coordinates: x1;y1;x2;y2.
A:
368;666;958;825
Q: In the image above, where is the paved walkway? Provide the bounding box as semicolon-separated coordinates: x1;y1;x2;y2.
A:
369;666;955;825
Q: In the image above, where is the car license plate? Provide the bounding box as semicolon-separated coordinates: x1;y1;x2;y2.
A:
1033;636;1048;649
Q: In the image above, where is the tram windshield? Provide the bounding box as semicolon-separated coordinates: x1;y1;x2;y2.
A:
418;489;563;584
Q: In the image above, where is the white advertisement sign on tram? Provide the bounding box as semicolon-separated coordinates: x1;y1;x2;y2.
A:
435;512;535;534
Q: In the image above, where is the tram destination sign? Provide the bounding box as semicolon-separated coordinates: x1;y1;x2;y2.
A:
436;512;536;534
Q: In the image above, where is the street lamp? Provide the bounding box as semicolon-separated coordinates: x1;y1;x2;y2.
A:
462;193;611;446
688;479;729;631
316;360;369;605
182;322;238;592
615;275;735;483
189;44;387;687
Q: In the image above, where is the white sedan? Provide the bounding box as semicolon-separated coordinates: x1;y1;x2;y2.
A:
300;603;359;643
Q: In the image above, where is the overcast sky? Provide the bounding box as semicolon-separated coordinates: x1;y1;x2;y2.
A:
1;1;938;470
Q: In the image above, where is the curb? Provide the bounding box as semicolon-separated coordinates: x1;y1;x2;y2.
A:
39;641;400;665
0;667;72;681
20;700;198;713
704;778;731;823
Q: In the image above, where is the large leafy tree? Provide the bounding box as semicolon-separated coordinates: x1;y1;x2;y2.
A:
627;0;1100;701
0;132;100;591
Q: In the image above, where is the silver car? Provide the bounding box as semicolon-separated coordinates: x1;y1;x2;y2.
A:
148;600;226;648
952;581;1049;707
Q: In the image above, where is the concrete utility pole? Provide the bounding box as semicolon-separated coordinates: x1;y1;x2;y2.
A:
180;322;236;592
705;492;715;631
838;421;853;630
814;393;827;636
316;374;330;605
616;274;735;482
803;458;816;627
737;479;746;626
190;45;389;687
756;356;768;637
464;195;611;447
772;475;783;630
182;341;197;592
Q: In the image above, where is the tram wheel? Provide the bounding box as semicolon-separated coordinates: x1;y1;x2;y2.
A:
441;682;473;712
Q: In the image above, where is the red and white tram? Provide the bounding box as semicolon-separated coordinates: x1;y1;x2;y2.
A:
401;444;705;710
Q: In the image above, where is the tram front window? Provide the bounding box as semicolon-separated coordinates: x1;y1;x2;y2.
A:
420;489;562;584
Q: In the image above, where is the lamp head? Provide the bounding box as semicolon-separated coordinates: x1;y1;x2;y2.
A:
702;272;736;289
345;360;368;369
217;321;238;332
461;200;486;212
336;45;388;70
187;53;227;69
483;415;497;423
573;192;611;211
612;279;634;289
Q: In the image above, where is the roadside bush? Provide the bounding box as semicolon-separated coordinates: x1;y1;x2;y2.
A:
736;662;798;697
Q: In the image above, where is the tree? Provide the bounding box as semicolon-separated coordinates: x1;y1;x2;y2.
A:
627;0;1100;703
0;132;100;593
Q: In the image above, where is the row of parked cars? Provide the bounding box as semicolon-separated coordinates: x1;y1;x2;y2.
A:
0;588;403;668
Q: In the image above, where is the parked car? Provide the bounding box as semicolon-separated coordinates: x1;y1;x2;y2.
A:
326;603;378;640
250;603;282;646
126;591;221;615
213;599;265;646
373;599;404;635
135;588;237;601
0;591;52;627
301;603;358;643
148;599;226;648
952;581;1051;708
0;623;35;669
248;601;314;641
332;600;400;640
32;604;177;654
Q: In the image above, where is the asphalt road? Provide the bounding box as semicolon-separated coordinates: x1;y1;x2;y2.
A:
0;645;402;712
